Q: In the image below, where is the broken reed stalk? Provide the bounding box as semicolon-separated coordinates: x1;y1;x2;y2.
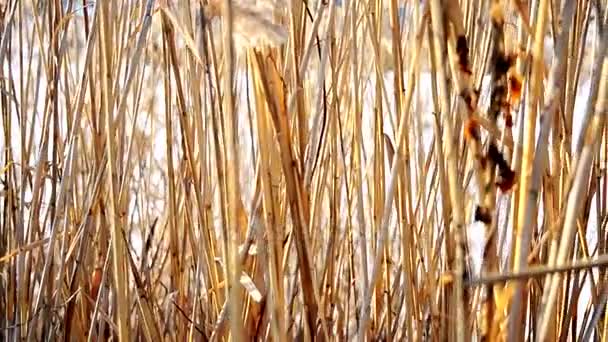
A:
1;0;607;341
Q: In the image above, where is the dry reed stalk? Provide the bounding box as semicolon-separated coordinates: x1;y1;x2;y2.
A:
427;0;472;340
508;0;578;339
357;6;426;340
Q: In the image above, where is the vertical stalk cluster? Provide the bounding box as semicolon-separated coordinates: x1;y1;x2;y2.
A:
0;0;606;340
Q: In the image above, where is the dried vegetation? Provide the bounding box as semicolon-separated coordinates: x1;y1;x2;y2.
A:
0;0;607;340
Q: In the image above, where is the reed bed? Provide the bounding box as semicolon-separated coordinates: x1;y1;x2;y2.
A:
0;0;607;340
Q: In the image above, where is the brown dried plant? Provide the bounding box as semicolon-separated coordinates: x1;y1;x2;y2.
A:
0;0;606;341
